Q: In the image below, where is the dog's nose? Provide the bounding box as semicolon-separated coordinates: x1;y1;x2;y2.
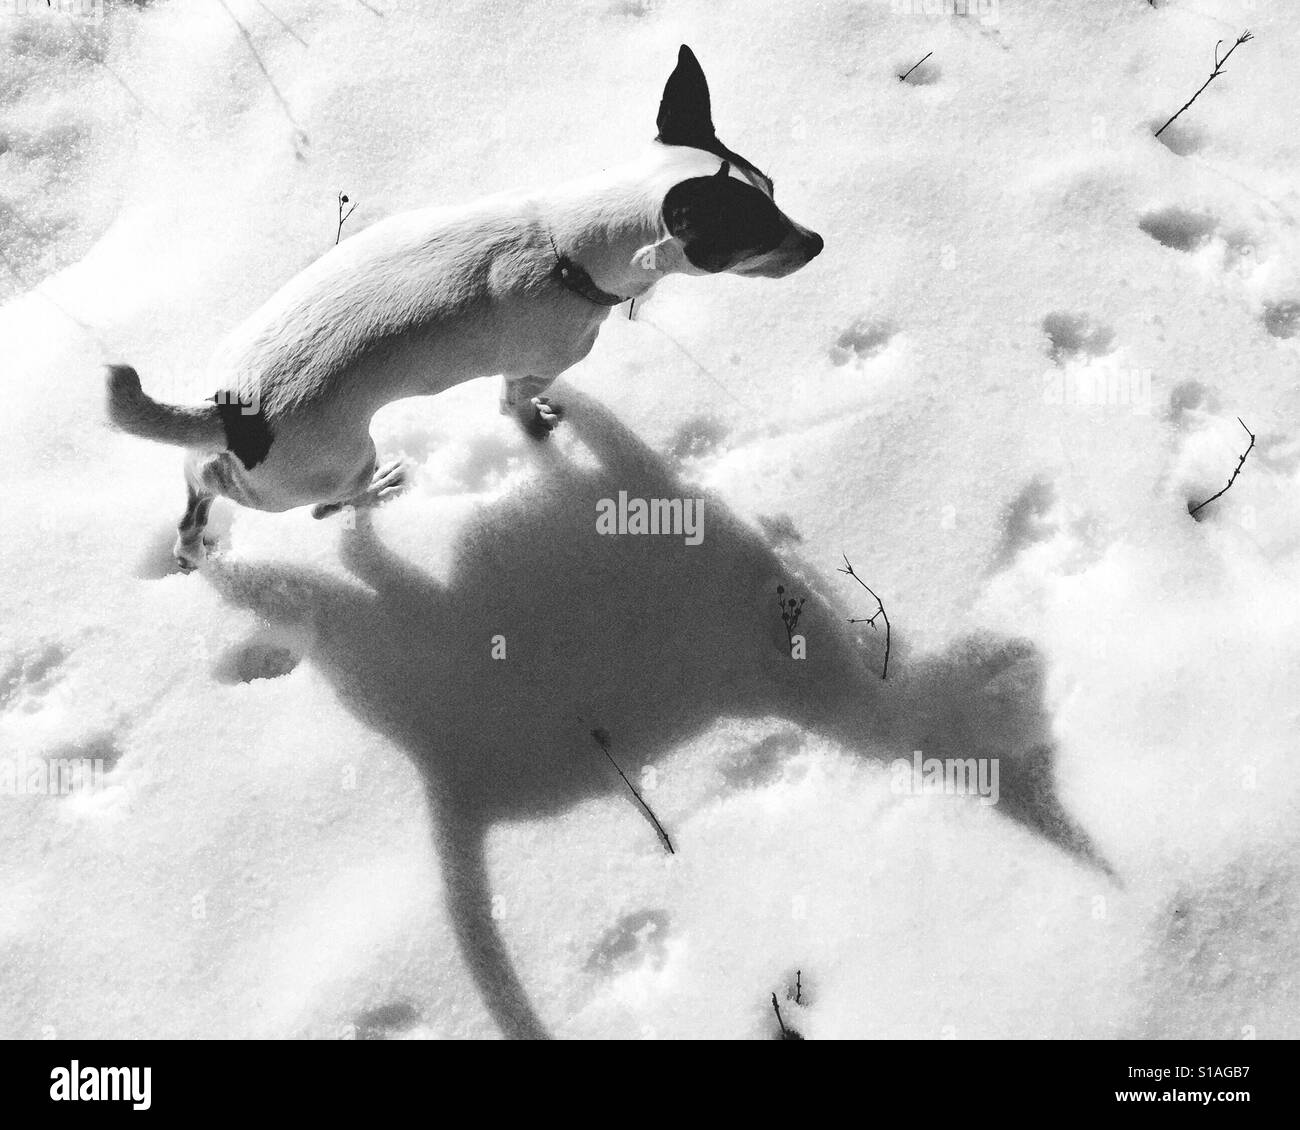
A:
805;231;824;259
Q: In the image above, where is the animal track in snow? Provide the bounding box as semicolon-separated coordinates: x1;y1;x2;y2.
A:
722;728;804;789
667;414;728;461
989;478;1105;578
898;55;940;86
991;477;1056;572
586;909;670;975
1139;206;1218;253
608;0;659;16
1151;119;1206;157
0;641;68;710
1167;380;1219;428
59;731;124;774
353;1001;420;1040
757;513;803;548
214;633;303;685
41;731;124;797
1042;312;1115;365
829;317;896;365
1261;300;1300;340
1138;206;1261;272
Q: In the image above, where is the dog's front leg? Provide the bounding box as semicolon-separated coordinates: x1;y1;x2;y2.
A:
500;374;563;439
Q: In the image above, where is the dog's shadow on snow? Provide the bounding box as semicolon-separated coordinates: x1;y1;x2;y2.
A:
205;384;1113;1039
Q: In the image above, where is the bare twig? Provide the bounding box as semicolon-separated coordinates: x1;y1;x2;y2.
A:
795;969;802;1004
839;554;891;680
589;727;674;854
898;51;933;83
634;315;749;410
771;993;804;1040
0;226;102;342
335;192;358;244
254;0;309;47
1155;30;1254;139
67;20;165;126
215;0;304;136
1188;417;1256;517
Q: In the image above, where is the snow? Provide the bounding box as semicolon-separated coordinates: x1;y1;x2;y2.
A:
1;0;1297;1039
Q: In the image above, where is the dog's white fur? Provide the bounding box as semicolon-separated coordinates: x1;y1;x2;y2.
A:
107;64;820;570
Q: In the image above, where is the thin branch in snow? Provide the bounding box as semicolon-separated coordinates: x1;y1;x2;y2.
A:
589;727;674;854
215;0;305;139
839;554;891;680
1155;30;1254;139
66;19;164;126
254;0;309;47
1188;417;1256;518
634;314;749;410
336;192;358;244
898;51;933;83
771;993;804;1040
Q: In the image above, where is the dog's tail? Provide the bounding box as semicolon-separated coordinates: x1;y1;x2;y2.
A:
105;364;225;449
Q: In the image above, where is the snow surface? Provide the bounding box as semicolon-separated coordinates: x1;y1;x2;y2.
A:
1;0;1298;1039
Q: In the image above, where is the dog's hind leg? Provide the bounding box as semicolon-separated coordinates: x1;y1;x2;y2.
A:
175;478;215;573
173;453;223;572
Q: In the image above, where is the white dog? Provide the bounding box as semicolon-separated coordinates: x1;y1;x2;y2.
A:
106;45;823;570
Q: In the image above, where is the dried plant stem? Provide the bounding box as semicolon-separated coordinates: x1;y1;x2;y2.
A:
898;51;933;82
839;554;891;680
215;0;302;134
771;992;803;1040
589;727;674;854
336;192;358;244
1155;31;1253;139
254;0;309;47
1189;418;1255;517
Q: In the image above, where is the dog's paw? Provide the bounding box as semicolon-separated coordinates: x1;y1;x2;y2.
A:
312;459;412;519
173;531;220;572
369;458;410;499
173;541;205;573
521;396;564;439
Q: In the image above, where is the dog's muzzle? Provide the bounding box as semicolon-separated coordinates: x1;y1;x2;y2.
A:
734;223;823;278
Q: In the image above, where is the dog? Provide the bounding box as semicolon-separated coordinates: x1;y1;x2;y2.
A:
105;45;823;570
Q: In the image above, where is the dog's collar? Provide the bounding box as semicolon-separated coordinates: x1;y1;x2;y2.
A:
548;236;628;307
555;254;628;307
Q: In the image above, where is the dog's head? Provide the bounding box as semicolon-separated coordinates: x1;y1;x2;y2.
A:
644;45;822;280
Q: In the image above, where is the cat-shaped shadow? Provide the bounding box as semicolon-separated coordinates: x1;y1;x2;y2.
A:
207;384;1112;1038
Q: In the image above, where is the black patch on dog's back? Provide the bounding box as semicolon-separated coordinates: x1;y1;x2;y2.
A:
213;395;274;469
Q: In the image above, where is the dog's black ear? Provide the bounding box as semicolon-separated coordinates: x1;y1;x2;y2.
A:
656;45;716;148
